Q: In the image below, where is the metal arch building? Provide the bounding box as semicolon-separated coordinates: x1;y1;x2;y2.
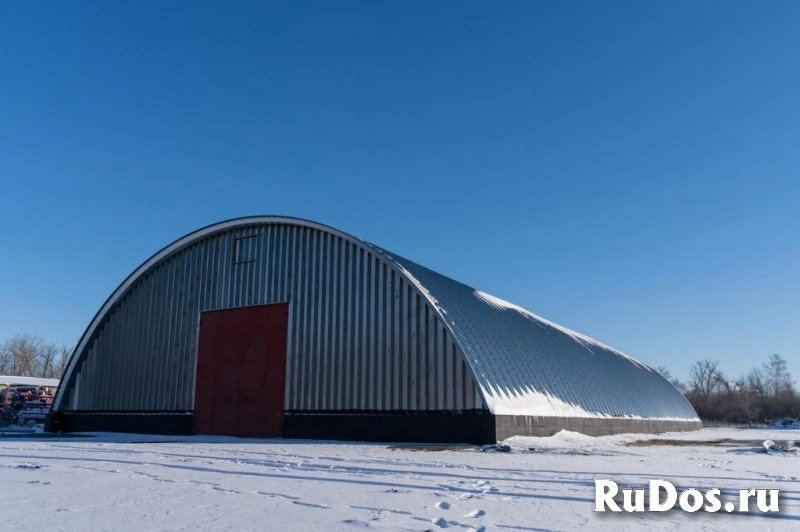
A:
47;216;700;443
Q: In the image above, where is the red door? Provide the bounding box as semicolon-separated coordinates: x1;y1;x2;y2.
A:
194;303;289;438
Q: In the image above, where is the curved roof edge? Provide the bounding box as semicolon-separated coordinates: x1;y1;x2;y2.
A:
54;215;698;422
53;215;484;412
366;246;698;421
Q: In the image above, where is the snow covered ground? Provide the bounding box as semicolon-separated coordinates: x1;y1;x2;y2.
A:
1;427;798;531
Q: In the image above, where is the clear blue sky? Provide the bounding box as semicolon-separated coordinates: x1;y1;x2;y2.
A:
1;1;798;384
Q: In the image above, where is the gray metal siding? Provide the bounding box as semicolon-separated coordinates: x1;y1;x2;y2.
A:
373;248;698;420
62;223;486;413
57;215;697;424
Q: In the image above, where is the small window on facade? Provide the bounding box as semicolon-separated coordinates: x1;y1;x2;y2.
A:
232;235;258;264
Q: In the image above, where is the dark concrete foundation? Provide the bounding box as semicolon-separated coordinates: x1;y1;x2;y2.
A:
46;411;702;443
282;412;496;444
495;415;702;440
46;410;497;443
46;412;194;435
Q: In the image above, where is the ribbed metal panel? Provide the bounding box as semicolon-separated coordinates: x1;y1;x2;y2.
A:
62;222;486;413
372;248;698;420
56;215;696;422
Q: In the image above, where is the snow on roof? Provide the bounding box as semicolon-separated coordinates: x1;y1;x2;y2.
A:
54;216;695;421
373;248;698;421
473;290;652;371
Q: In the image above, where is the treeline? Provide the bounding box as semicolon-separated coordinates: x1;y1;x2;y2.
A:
659;353;799;425
0;334;72;379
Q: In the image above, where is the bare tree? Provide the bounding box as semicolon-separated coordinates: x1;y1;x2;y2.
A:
762;353;794;397
0;335;72;379
57;344;72;378
714;370;732;394
689;359;723;397
682;354;800;424
2;334;44;376
39;342;59;378
746;368;767;397
0;341;10;374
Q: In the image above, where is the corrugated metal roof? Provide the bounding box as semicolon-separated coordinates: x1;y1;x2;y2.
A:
54;216;698;421
368;244;698;420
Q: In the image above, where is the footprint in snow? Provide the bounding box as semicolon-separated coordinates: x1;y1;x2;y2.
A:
431;517;449;528
212;486;241;494
349;505;411;516
14;463;42;470
132;472;175;483
464;509;485;518
292;501;329;509
255;491;299;500
341;519;371;528
435;501;450;510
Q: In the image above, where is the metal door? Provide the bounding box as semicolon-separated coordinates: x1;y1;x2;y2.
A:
194;303;288;437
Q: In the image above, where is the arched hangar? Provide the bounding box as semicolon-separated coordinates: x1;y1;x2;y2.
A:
48;216;700;443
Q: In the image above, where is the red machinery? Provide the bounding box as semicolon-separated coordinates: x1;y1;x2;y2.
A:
0;377;59;428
